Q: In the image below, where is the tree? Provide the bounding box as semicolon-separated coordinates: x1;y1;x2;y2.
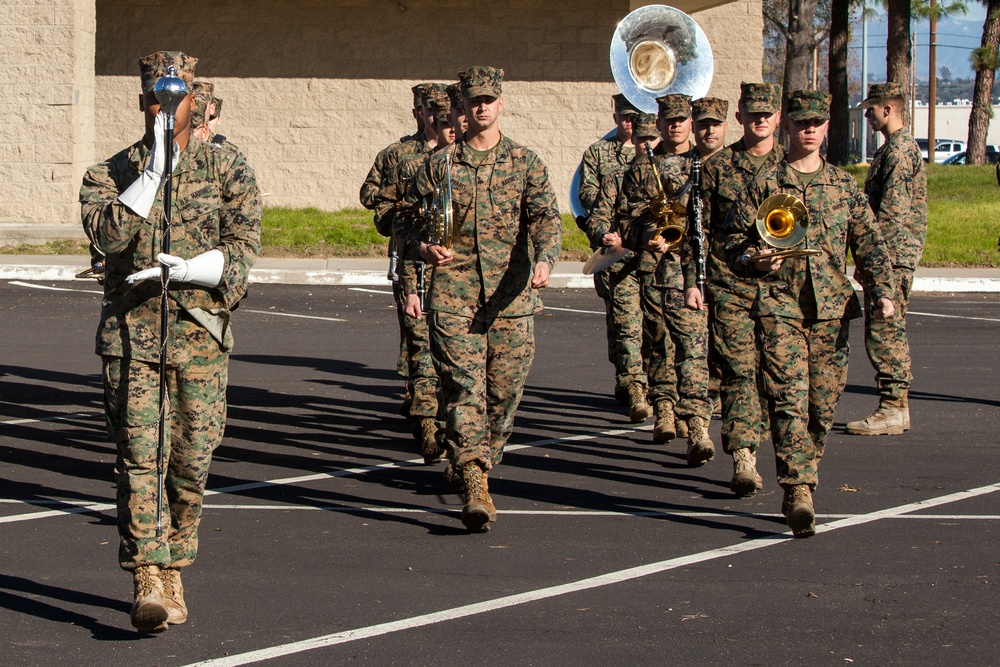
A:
967;0;1000;164
828;0;852;163
940;64;953;81
885;0;913;95
765;0;832;92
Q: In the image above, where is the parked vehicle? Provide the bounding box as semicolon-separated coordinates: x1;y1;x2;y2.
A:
941;145;1000;165
931;140;966;163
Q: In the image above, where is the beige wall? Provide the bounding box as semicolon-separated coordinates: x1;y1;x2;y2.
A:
1;0;95;226
3;0;763;224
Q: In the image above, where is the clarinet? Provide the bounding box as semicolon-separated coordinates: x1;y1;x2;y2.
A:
416;259;427;311
690;154;707;302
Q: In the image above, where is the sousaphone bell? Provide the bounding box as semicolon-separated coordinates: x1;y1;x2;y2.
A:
750;194;820;261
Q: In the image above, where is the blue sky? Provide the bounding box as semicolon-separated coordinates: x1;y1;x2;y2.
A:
851;5;991;81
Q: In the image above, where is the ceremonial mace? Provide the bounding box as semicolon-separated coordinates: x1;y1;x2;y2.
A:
152;66;188;537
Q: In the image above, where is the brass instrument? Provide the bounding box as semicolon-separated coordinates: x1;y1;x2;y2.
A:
610;5;714;113
645;142;686;252
425;153;454;248
750;194;820;261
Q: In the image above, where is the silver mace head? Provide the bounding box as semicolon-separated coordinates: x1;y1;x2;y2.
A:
153;65;188;119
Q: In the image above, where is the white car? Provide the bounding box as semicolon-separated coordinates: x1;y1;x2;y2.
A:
931;140;965;163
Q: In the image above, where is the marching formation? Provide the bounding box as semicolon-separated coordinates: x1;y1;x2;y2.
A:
78;42;926;632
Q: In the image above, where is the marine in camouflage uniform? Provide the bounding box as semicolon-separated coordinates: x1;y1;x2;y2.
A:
379;97;456;464
620;94;715;466
723;90;895;537
576;94;649;420
846;82;927;436
80;51;261;630
394;66;561;533
363;83;439;410
695;83;784;498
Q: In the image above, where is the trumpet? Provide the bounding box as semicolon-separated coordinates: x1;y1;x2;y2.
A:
749;193;820;261
644;142;686;251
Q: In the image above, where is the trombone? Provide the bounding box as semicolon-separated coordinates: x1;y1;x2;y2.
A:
749;193;820;261
644;142;686;252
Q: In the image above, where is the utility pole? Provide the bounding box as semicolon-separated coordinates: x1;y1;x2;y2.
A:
911;31;917;135
861;8;869;161
928;0;938;164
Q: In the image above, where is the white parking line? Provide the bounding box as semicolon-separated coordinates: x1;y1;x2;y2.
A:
543;306;605;315
8;280;102;295
348;287;393;295
240;309;346;322
0;424;649;524
180;482;1000;667
908;311;1000;323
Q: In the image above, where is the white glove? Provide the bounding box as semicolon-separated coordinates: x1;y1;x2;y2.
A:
126;249;225;288
118;112;179;219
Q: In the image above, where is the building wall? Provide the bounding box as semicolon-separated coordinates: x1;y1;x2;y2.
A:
3;0;762;224
1;0;95;227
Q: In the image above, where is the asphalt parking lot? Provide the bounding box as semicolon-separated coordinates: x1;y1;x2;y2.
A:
1;279;997;666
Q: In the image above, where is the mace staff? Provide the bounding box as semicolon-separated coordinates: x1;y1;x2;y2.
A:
151;66;188;538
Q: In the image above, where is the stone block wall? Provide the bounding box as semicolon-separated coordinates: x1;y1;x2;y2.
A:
0;0;94;226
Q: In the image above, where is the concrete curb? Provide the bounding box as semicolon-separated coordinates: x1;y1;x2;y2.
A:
2;255;1000;292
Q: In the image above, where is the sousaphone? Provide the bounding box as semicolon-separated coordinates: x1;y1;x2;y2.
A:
577;5;714;274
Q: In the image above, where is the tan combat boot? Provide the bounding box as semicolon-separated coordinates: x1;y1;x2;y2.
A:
418;417;444;464
160;567;188;625
627;383;652;423
731;448;763;498
652;400;676;443
130;565;168;633
444;462;464;493
685;416;715;466
461;463;494;532
845;398;908;436
783;485;816;538
675;411;689;439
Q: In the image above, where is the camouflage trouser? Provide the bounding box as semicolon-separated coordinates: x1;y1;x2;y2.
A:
429;311;534;471
103;319;227;572
403;308;439;419
392;280;408;381
640;274;711;419
711;291;767;454
758;316;850;490
863;267;913;401
593;269;617;371
607;263;645;389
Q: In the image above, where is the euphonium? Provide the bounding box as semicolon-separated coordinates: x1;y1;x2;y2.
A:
748;193;819;261
645;143;686;252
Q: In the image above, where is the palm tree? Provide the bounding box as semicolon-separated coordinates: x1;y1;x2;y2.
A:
828;0;852;163
966;0;1000;164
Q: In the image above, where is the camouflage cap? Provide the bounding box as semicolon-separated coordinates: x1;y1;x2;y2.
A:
655;93;692;120
458;66;503;99
858;81;907;108
411;83;428;108
428;104;451;126
138;51;197;94
739;82;781;113
210;96;223;119
190;80;215;128
424;83;450;111
613;93;640;117
633;112;659;141
691;97;728;123
784;89;831;121
446;82;462;109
